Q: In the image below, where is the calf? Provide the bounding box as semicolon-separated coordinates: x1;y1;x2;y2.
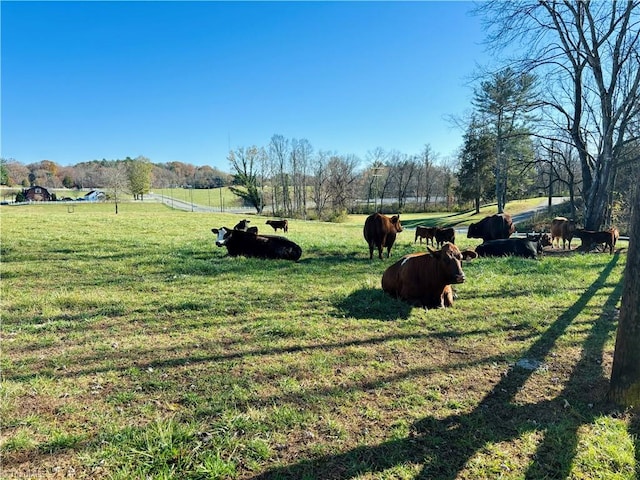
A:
476;238;538;259
608;227;620;247
526;232;552;253
266;219;288;233
211;227;302;261
461;249;478;260
550;217;577;249
381;243;465;309
363;213;403;259
414;226;436;245
234;219;251;231
434;227;455;247
574;229;615;254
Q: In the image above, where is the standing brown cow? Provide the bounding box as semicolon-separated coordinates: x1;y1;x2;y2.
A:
609;227;620;247
550;217;577;249
414;226;436;245
574;229;616;254
381;243;465;308
266;219;288;233
434;227;455;247
363;213;403;259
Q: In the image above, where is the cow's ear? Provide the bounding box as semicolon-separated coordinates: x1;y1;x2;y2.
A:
212;229;219;234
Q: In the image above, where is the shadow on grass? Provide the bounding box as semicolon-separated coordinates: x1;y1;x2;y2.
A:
401;211;475;230
251;254;625;479
628;416;640;479
335;288;412;320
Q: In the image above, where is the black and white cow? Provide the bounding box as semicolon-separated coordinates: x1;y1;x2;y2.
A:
233;219;258;234
211;227;302;261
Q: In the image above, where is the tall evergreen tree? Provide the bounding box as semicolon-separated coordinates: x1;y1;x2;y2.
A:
473;68;537;213
456;118;495;213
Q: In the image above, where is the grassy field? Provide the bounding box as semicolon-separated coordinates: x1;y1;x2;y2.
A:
0;202;635;479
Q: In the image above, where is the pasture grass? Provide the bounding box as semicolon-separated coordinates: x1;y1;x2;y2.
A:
0;202;635;479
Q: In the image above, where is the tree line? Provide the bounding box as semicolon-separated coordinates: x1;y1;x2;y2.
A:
2;3;638;229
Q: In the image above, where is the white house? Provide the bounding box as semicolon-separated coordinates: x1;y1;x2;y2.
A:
83;190;106;202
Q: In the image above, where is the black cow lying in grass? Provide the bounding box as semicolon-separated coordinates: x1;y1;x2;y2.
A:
211;227;302;261
476;238;538;259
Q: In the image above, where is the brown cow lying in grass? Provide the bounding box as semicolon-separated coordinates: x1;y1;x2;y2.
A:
382;243;465;309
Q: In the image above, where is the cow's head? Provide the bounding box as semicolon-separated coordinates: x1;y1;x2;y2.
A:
467;222;478;238
428;243;465;284
234;219;250;230
211;227;232;247
390;215;403;232
539;233;552;248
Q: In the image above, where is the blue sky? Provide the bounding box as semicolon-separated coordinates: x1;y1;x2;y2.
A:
1;1;493;170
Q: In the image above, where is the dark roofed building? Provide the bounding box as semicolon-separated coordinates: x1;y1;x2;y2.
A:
21;186;53;202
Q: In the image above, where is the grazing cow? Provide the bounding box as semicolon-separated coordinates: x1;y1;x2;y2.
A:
574;229;615;254
526;232;552;253
363;213;403;260
461;249;478;260
414;226;436;245
266;219;288;233
434;227;455;247
211;227;302;261
476;238;538;259
550;217;577;249
467;213;516;242
381;243;465;308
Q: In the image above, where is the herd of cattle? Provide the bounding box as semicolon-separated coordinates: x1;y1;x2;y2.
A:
210;212;621;309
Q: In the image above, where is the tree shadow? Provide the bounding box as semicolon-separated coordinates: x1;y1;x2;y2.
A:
252;254;624;479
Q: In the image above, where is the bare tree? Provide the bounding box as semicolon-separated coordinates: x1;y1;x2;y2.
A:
105;162;129;214
533;137;581;214
290;138;312;218
269;134;291;216
479;1;640;228
364;148;390;212
312;150;332;220
416;144;439;210
327;154;360;215
388;152;417;211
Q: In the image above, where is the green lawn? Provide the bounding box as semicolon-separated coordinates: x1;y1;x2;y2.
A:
0;202;634;479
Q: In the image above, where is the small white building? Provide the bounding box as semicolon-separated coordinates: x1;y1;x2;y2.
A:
84;190;106;202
